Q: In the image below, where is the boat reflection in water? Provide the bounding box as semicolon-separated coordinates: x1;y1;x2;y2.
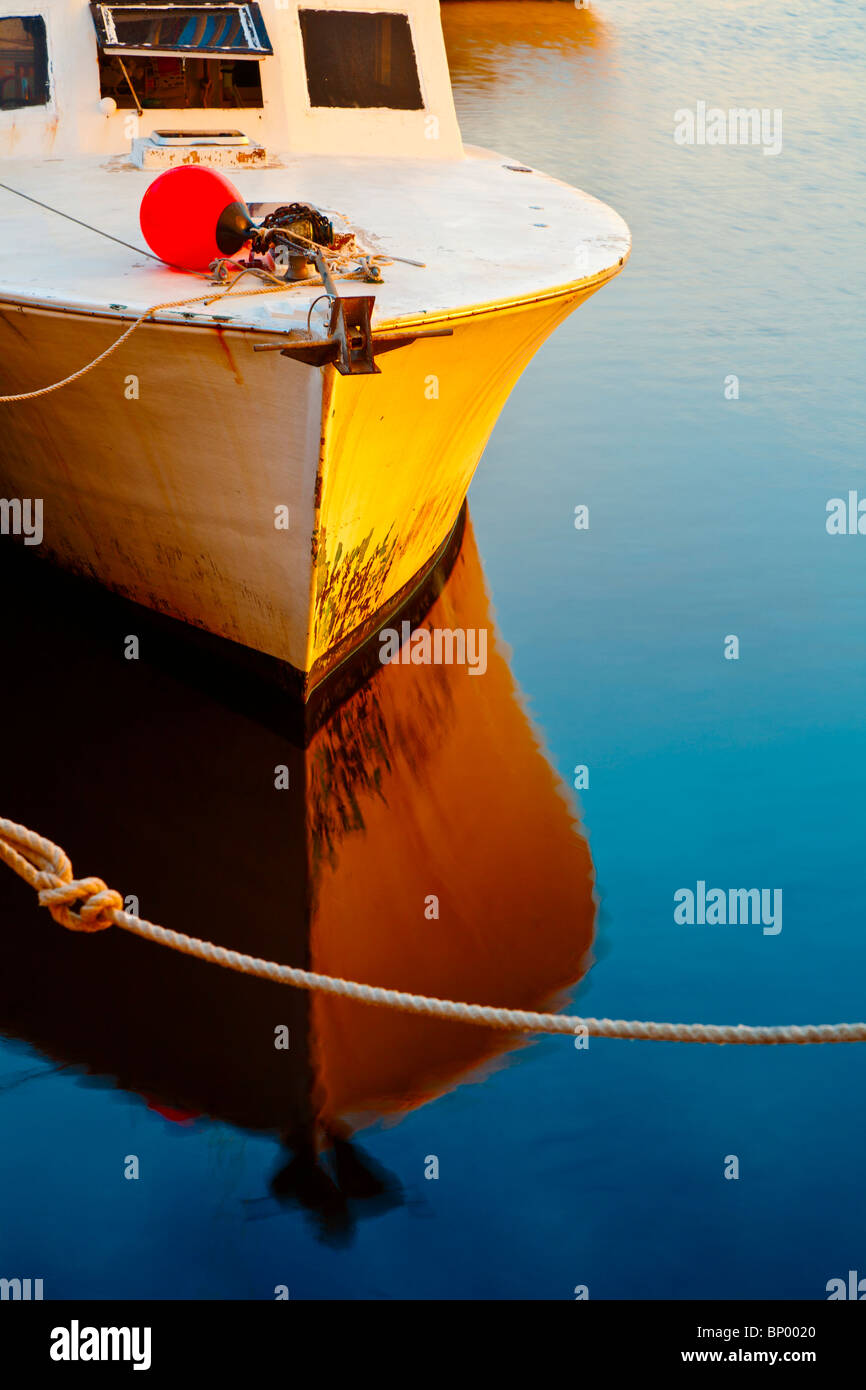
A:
0;512;596;1240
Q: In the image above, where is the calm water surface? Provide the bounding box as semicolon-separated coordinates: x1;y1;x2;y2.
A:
1;0;865;1299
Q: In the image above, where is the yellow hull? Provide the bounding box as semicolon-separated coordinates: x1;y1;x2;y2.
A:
311;274;615;676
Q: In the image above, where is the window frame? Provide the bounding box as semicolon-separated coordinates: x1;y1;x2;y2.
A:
0;13;51;112
297;8;425;113
89;2;274;60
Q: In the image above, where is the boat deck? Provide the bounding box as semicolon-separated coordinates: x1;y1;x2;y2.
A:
0;146;630;332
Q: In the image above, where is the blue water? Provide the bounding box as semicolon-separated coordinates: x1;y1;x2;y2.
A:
2;0;865;1299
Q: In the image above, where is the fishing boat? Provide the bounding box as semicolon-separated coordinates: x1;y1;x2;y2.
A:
0;0;629;697
0;517;595;1229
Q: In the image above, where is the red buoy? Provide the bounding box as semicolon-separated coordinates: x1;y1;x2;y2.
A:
139;165;255;271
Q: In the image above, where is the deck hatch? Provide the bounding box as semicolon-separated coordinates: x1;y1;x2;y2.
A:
0;16;50;110
90;3;273;58
299;10;423;111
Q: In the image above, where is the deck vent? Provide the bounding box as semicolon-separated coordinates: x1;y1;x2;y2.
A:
131;130;268;169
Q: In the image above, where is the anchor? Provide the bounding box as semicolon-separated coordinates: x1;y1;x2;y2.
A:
253;249;452;376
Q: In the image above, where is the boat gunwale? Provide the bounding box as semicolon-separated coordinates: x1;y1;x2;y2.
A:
0;255;629;339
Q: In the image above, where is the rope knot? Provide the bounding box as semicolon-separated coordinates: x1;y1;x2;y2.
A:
38;876;123;933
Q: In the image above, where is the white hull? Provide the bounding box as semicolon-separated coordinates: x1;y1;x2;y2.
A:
1;303;322;670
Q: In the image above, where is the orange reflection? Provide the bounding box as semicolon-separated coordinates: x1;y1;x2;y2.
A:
310;515;595;1131
0;510;596;1230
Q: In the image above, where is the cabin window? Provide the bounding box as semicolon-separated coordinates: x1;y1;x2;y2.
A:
90;3;271;56
299;10;423;110
90;3;269;110
0;16;50;110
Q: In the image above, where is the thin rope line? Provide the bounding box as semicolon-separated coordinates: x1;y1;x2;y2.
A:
0;179;170;264
1;816;863;1044
0;274;296;402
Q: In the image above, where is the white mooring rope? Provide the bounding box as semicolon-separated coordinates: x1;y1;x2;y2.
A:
1;815;864;1044
0;275;295;403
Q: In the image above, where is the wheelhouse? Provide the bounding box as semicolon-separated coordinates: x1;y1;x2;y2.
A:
0;0;462;161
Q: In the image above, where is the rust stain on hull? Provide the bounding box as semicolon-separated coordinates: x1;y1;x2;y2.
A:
314;524;400;655
214;326;244;386
0;309;26;341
